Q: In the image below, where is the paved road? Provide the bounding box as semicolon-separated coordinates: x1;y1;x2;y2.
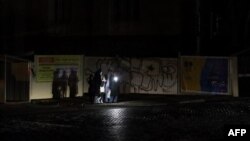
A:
0;96;250;141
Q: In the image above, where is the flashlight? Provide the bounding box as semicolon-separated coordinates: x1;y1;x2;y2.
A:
113;76;118;82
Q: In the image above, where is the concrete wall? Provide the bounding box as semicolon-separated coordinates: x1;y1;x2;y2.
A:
130;58;177;94
29;55;238;100
230;57;239;97
84;57;178;94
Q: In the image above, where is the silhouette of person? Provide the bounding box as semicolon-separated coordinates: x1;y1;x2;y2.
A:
60;70;68;98
105;69;113;103
109;71;120;103
52;69;61;99
100;74;107;103
68;69;79;98
93;68;102;103
98;72;106;103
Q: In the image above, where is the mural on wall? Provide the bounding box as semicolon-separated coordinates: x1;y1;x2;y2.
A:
181;56;229;94
84;57;131;94
84;57;178;94
130;58;177;94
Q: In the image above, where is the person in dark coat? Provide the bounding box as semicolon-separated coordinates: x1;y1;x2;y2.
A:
104;69;113;103
99;73;106;103
60;70;68;98
52;69;61;99
68;69;79;98
109;71;120;103
93;69;102;103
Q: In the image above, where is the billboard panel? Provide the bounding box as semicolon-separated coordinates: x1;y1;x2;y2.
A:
36;55;82;82
181;56;229;94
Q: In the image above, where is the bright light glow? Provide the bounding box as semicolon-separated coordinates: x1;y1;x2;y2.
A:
113;76;118;82
109;108;125;119
107;108;126;137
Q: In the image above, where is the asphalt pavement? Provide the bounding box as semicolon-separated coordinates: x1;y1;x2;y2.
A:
0;94;250;141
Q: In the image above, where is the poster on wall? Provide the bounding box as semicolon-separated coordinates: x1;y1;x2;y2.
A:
35;55;82;82
181;56;229;94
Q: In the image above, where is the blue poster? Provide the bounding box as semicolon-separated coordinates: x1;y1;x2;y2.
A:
200;58;228;94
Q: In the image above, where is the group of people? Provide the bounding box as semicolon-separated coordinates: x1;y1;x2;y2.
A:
52;69;79;99
88;68;120;104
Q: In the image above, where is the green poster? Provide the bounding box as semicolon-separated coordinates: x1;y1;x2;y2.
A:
35;55;82;82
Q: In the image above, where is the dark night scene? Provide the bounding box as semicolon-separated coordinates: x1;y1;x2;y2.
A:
1;0;250;141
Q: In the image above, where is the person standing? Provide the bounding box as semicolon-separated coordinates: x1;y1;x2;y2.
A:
99;73;106;103
60;70;68;98
68;69;79;98
52;69;61;99
93;69;102;103
109;71;120;103
105;69;113;103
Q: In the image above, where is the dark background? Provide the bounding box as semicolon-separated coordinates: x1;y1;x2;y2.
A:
0;0;250;59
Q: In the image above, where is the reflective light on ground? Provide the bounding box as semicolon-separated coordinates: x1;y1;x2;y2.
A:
106;108;127;141
108;108;126;119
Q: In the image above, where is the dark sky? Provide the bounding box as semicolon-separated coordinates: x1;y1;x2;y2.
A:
0;0;250;59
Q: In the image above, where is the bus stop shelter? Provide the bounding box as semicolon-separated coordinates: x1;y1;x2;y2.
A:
0;55;30;103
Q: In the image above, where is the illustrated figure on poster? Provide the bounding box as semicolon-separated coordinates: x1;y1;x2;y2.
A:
52;69;61;99
68;69;79;98
200;58;228;93
60;70;68;98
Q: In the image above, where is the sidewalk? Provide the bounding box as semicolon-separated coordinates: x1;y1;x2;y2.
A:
29;94;250;108
1;94;250;141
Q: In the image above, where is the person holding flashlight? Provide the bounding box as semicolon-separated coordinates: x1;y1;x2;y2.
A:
109;71;120;103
